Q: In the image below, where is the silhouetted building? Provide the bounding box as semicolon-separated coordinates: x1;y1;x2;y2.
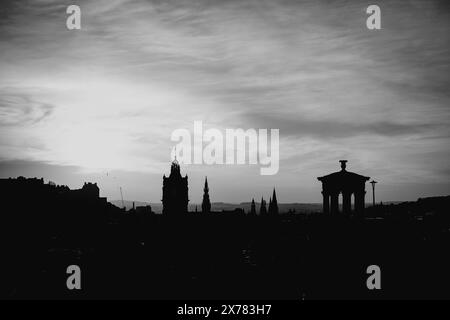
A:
72;182;100;198
136;205;153;215
268;188;279;215
201;177;211;214
162;158;189;215
0;177;106;203
317;160;370;215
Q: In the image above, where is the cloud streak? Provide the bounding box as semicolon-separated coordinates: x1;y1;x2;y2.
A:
0;89;55;126
0;0;449;202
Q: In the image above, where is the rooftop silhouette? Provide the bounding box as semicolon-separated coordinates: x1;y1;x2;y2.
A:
1;160;449;300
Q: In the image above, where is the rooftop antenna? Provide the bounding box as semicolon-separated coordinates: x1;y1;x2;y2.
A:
370;180;378;207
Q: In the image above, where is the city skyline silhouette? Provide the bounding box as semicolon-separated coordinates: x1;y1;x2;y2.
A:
1;159;449;299
1;0;449;204
1;0;449;301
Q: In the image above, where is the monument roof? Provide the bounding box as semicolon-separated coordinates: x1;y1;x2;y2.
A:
317;160;370;182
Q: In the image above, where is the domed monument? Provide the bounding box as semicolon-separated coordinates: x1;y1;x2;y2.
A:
317;160;370;216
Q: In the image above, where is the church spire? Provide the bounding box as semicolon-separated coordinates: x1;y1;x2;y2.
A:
201;177;211;213
259;197;267;216
269;188;279;215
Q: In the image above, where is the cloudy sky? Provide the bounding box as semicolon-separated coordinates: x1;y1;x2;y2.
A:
0;0;449;203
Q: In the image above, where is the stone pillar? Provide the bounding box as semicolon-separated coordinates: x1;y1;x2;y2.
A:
361;191;366;214
355;191;365;215
343;192;352;215
322;192;329;214
330;193;339;214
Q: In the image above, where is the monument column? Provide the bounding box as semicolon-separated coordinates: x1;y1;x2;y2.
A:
330;192;339;214
322;191;330;214
343;192;352;215
355;191;365;215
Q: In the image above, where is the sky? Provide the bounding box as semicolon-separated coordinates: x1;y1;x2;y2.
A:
0;0;449;203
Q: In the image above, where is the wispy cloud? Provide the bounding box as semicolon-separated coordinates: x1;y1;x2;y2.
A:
0;0;449;202
0;89;55;126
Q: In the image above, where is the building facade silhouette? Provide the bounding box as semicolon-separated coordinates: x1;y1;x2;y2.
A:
162;159;189;215
317;160;370;215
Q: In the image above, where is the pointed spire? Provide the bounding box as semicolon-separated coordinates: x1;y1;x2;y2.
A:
202;176;211;214
269;188;279;215
259;197;267;216
204;176;209;191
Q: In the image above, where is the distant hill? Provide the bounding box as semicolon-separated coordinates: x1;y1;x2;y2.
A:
110;200;324;214
110;199;408;214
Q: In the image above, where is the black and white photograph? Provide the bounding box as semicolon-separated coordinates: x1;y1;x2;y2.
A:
0;0;449;306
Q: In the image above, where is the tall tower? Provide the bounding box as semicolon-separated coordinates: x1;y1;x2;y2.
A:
201;177;211;214
162;159;189;215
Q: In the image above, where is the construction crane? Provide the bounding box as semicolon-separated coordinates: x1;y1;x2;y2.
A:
120;186;125;209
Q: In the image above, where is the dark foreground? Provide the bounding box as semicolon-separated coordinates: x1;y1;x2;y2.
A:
2;210;450;299
1;177;450;299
